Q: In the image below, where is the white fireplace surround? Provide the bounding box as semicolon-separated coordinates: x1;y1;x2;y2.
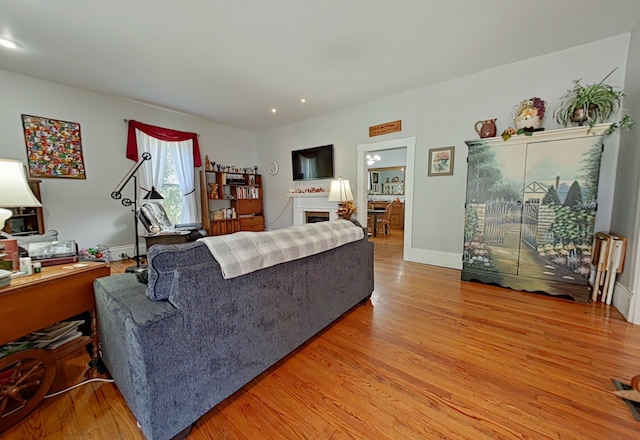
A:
289;193;339;225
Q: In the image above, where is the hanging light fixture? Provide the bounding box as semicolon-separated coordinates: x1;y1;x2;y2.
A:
366;154;381;166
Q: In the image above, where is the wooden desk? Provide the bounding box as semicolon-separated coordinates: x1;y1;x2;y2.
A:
0;261;110;355
0;262;110;432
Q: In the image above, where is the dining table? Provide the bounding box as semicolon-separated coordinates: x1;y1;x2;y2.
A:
367;209;386;237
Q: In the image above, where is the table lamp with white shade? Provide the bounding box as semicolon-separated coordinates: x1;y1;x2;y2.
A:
327;177;356;220
0;159;42;230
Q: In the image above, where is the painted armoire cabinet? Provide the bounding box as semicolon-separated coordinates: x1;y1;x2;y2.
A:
462;124;609;303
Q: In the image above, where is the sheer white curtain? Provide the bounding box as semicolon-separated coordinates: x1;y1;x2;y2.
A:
135;129;198;224
168;142;197;224
135;129;166;196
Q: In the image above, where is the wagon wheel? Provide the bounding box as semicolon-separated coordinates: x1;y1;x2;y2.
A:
0;349;56;433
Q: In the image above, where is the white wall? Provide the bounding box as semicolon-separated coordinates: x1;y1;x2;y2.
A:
369;148;406;168
257;34;631;267
0;69;256;253
611;22;640;322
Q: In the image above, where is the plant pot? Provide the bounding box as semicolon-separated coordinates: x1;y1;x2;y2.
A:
571;105;597;126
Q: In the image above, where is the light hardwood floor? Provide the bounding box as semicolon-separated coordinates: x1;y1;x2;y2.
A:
4;230;640;439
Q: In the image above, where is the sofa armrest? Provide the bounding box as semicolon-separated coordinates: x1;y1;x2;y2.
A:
94;274;197;440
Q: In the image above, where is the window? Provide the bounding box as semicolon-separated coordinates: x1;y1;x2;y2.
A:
159;150;183;223
127;121;200;226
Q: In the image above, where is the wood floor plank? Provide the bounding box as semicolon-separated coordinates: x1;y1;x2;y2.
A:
3;231;640;439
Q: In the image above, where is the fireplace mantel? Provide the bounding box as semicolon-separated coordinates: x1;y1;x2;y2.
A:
289;193;338;225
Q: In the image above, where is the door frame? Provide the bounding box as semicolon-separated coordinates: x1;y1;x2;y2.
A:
357;136;416;261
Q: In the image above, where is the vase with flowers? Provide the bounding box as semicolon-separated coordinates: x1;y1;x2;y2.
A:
512;97;547;130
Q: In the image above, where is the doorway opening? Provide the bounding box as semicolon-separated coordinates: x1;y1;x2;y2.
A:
357;137;416;261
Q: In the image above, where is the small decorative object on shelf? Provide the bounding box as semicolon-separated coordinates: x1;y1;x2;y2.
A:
513;97;546;131
289;187;327;193
204;156;215;172
474;118;497;138
208;183;219;199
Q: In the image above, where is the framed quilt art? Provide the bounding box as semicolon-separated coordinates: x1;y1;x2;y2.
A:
22;114;86;179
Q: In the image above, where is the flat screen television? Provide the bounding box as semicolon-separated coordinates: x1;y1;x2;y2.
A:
291;144;334;181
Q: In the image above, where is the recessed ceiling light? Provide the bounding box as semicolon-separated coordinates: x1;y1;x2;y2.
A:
271;108;277;113
300;98;306;103
0;38;21;49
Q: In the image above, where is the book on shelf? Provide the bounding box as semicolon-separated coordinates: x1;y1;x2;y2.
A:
235;187;260;199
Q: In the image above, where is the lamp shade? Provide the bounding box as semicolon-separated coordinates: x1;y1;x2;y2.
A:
143;186;164;200
0;159;42;208
327;178;354;202
0;209;11;230
0;159;42;230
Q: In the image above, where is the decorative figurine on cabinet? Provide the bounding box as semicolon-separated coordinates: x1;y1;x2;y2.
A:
208;183;219;199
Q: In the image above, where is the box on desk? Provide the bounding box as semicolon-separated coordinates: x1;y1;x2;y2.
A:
27;240;79;266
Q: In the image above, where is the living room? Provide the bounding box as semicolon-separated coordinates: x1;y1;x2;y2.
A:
3;35;640;318
2;2;640;438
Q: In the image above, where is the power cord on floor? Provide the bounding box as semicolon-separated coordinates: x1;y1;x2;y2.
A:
44;377;114;399
265;197;293;228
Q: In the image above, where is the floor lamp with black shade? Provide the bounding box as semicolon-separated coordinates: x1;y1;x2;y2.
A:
110;152;157;273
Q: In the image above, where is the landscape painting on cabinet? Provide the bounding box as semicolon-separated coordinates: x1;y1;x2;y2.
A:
463;135;603;297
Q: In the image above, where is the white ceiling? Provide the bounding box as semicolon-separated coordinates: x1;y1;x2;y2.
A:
2;1;640;132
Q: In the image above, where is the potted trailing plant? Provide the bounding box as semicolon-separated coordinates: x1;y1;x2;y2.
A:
553;68;635;133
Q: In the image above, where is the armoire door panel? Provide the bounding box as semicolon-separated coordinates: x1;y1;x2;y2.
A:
464;142;526;277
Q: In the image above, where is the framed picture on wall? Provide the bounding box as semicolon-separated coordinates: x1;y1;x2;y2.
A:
21;114;87;179
372;172;378;183
428;146;455;177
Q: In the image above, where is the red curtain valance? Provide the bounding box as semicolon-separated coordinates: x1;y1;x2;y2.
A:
126;120;202;167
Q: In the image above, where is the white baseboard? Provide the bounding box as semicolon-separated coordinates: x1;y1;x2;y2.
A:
108;244;147;262
612;282;634;322
406;247;462;270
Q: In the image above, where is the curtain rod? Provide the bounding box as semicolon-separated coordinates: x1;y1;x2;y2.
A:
123;119;199;137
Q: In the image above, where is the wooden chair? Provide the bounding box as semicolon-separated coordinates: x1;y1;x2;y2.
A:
377;204;393;235
367;203;374;235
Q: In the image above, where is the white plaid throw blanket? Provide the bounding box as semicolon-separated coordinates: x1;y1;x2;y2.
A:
198;220;364;279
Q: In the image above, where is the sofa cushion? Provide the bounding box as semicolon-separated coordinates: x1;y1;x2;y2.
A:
145;241;215;300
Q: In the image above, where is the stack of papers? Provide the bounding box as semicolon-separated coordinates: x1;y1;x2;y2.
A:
30;320;85;349
0;319;85;358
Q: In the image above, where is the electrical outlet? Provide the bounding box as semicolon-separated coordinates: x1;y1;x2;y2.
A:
120;253;129;260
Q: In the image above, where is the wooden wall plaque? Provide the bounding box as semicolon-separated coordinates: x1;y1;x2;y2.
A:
369;120;402;137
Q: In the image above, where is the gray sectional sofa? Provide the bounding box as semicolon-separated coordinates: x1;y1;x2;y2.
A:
93;223;374;440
